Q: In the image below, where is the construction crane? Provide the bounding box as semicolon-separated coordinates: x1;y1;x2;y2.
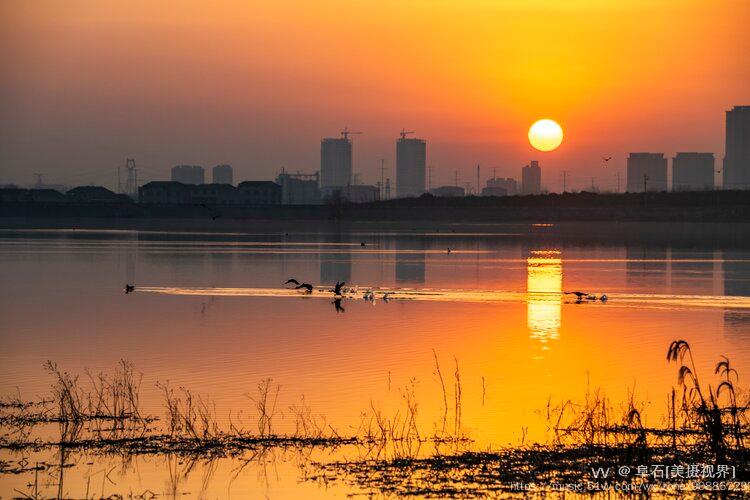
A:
341;127;362;140
399;129;415;140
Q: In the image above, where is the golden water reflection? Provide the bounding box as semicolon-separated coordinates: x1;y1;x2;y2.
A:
527;250;562;354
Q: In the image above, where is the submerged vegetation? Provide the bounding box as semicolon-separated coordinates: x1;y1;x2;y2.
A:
1;341;748;497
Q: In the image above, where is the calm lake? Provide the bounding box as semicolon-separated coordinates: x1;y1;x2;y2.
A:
1;223;749;497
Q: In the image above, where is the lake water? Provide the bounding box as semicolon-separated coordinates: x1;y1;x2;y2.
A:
1;223;749;497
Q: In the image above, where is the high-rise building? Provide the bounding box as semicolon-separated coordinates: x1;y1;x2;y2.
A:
171;165;204;185
521;161;541;195
396;133;426;198
212;164;233;185
320;138;352;188
626;153;667;192
723;105;750;190
672;153;714;191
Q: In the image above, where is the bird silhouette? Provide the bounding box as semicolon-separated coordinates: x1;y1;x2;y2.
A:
361;242;366;247
285;278;300;286
333;281;345;295
332;297;345;313
382;292;391;302
603;157;612;163
199;203;221;220
124;284;135;294
296;283;313;293
564;291;588;299
447;248;452;254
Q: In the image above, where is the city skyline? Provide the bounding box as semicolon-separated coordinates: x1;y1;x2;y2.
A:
1;1;748;192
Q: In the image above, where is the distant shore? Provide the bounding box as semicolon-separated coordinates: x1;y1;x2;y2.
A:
1;190;748;225
3;191;750;248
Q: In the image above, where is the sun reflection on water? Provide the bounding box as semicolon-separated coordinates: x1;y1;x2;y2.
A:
526;251;562;354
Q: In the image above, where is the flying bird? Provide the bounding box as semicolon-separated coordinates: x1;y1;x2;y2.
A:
295;283;314;293
361;242;366;247
447;248;452;254
124;284;135;294
603;157;612;163
333;281;345;295
564;291;588;299
285;278;300;286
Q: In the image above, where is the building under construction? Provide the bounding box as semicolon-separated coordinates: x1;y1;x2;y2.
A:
321;129;356;188
276;171;321;204
396;130;426;198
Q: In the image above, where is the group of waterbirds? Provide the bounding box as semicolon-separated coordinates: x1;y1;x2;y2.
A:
284;277;391;310
564;291;608;303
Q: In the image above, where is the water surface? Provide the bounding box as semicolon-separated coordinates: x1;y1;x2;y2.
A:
1;225;748;497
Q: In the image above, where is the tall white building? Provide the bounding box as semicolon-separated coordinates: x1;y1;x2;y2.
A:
521;161;541;195
723;105;750;190
673;153;714;191
396;132;426;198
320;138;352;188
212;164;233;185
626;153;667;192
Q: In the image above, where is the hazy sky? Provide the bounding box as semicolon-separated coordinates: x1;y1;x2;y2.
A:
1;0;748;192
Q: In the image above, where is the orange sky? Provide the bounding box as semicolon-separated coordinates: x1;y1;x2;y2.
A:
1;0;748;191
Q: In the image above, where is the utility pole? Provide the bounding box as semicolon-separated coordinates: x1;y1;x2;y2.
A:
643;174;649;193
561;170;568;193
428;165;433;191
380;159;385;199
616;172;621;193
591;177;596;192
33;173;43;188
476;164;480;196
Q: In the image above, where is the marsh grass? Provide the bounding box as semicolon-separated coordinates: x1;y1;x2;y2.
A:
308;340;749;497
3;341;748;497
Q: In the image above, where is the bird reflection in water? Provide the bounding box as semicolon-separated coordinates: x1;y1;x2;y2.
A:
526;250;562;355
332;297;345;313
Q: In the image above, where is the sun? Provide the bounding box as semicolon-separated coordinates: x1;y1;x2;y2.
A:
528;119;563;152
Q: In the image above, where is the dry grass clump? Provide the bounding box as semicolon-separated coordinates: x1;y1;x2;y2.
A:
43;360;151;426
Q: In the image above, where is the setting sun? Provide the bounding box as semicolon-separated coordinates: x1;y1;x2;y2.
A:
528;119;564;152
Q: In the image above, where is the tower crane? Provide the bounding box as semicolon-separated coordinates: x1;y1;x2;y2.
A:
341;127;362;140
399;129;415;140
